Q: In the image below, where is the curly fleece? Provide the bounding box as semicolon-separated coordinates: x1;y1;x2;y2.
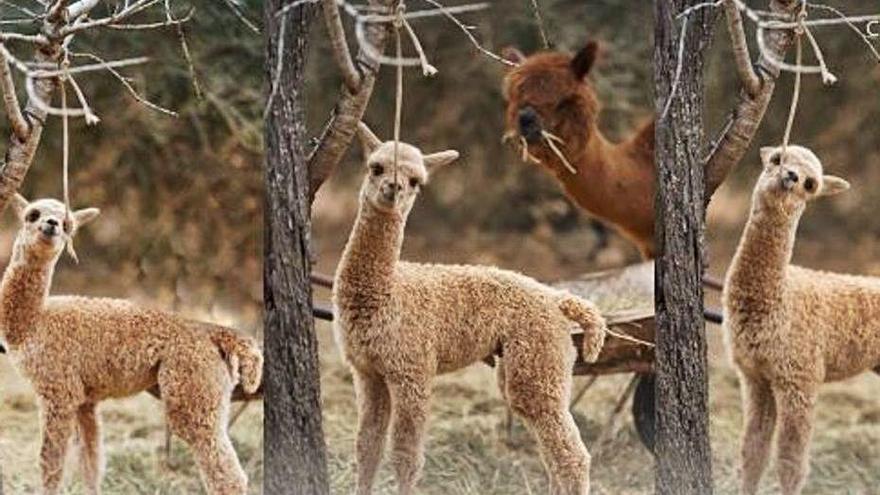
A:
0;195;261;495
333;124;608;495
723;145;860;495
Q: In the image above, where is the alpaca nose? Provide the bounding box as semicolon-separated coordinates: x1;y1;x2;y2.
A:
381;182;402;202
781;170;799;190
518;106;542;143
41;219;59;236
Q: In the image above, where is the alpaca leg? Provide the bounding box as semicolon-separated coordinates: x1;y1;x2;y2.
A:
505;342;588;495
518;407;590;495
354;371;392;495
76;403;104;495
159;356;247;495
40;404;76;495
775;386;817;495
739;375;776;495
387;379;431;495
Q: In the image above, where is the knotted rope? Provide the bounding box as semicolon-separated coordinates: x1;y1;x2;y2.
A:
781;1;836;155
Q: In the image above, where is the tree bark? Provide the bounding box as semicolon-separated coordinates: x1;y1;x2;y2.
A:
0;29;63;214
654;1;716;493
263;1;330;494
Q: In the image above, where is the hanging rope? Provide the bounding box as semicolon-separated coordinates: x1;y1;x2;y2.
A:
392;3;405;195
781;2;807;154
59;53;78;263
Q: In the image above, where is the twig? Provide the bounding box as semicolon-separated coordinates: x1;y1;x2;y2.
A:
105;8;194;30
220;0;260;33
0;42;28;139
809;2;880;61
528;0;550;49
419;0;515;67
166;0;201;99
65;72;99;124
71;51;178;116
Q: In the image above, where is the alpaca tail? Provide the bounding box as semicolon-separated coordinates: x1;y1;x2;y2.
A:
558;295;607;363
211;329;263;395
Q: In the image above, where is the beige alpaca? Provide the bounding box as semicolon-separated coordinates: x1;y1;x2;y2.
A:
722;145;867;495
0;195;262;495
333;123;608;495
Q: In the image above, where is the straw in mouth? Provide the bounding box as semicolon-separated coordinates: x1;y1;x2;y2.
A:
502;130;577;175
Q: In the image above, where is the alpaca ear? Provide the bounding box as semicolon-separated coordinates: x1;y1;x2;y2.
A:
760;146;779;166
571;41;599;80
356;122;382;157
10;193;28;218
820;176;850;196
73;207;100;228
501;46;526;66
423;150;460;173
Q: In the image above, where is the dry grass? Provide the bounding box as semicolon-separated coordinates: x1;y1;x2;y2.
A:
320;320;880;494
0;358;263;494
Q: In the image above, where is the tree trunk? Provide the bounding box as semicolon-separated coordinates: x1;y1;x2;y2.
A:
263;2;330;494
653;1;716;493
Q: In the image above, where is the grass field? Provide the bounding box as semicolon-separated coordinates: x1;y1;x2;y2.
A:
319;320;880;495
0;349;263;494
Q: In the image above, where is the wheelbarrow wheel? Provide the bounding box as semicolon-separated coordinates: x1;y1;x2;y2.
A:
632;372;655;454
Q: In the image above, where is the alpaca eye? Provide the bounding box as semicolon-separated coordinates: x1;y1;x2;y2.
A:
63;218;72;233
771;153;782;166
371;164;384;176
26;210;39;223
409;178;419;188
804;178;816;192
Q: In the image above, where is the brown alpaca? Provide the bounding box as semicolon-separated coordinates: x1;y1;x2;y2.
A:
0;195;262;495
503;42;655;258
333;123;608;495
722;146;867;495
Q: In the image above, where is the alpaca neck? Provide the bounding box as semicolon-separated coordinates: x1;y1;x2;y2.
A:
0;246;55;347
728;200;800;302
336;204;405;299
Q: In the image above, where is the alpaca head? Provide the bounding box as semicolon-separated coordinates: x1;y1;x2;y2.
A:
753;145;850;215
355;122;459;218
9;194;100;264
502;42;601;169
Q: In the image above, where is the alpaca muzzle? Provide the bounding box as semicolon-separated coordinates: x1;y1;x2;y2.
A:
781;170;799;191
518;106;543;143
40;222;59;238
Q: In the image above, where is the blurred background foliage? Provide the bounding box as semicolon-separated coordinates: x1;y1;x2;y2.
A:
0;0;264;331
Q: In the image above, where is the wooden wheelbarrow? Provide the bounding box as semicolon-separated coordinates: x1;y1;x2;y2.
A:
310;261;724;454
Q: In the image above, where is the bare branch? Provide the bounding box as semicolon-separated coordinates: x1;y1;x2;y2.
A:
58;0;163;36
66;0;101;19
70;51;178;116
105;8;194;30
809;2;880;61
220;0;260;33
704;0;798;203
322;0;360;92
47;0;70;22
723;0;760;96
0;43;29;139
419;0;515;67
0;31;48;44
307;0;394;201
